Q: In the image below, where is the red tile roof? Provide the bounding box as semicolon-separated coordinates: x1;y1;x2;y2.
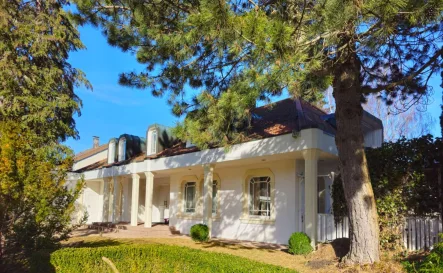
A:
73;98;383;172
73;144;108;161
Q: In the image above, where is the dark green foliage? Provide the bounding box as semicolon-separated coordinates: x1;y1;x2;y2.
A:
331;176;347;227
30;244;296;273
158;130;180;149
71;0;443;149
190;224;209;242
0;0;89;268
288;232;312;255
71;0;443;263
0;0;90;141
332;136;443;250
403;234;443;272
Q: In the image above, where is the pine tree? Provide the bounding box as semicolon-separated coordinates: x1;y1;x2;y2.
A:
0;0;89;267
0;0;90;141
73;0;443;264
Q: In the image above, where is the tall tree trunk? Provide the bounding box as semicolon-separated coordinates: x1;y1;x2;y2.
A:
439;93;443;225
332;48;380;264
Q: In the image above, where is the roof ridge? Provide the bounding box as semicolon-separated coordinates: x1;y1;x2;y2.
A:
75;143;107;157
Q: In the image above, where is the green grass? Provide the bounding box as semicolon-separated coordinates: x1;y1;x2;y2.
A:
31;243;297;273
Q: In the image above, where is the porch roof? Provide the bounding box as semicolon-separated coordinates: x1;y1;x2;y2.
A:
73;98;382;173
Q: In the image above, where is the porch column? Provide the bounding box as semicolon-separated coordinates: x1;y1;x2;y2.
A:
131;173;140;226
112;176;121;223
203;164;214;238
102;178;111;222
144;172;154;228
303;149;320;248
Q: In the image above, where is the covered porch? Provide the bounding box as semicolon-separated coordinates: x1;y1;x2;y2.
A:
82;173;170;228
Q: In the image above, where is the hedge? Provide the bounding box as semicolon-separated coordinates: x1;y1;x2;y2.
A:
30;243;296;273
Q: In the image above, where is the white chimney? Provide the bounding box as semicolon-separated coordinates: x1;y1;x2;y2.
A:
93;136;99;148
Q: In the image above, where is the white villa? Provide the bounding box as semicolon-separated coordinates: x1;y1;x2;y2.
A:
68;98;383;247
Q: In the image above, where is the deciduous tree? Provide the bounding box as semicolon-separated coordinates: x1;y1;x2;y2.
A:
72;0;443;264
0;0;89;268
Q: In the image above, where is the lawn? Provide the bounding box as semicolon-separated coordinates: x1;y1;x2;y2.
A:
30;238;296;273
46;236;406;273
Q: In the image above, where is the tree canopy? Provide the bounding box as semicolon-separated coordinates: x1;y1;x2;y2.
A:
0;0;90;141
72;0;443;264
72;0;443;146
0;0;88;268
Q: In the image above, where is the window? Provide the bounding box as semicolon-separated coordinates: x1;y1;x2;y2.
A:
118;138;126;161
108;139;116;164
212;181;218;215
151;130;157;154
249;176;271;217
242;169;274;223
184;182;196;213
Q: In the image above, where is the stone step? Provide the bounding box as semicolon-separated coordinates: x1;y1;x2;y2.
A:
87;222;180;236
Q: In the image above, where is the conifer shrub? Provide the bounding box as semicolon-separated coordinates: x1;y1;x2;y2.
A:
30;244;295;272
190;224;209;242
288;232;313;255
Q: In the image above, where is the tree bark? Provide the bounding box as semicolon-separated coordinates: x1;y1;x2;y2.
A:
332;47;380;264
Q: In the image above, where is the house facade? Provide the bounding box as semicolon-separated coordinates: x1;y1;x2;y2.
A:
68;98;383;246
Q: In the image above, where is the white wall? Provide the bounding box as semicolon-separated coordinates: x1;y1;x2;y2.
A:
72;149;108;171
170;160;293;244
82;181;102;224
364;129;383;148
169;158;338;244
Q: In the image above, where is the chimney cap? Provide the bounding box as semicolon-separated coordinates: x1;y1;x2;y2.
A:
93;136;100;148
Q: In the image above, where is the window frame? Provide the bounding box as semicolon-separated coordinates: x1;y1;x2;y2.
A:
178;175;202;219
117;137;126;161
151;129;157;154
184;181;197;213
241;169;275;224
248;176;272;217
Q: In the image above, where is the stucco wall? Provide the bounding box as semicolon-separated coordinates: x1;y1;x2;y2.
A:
72;149;108;171
169;159;337;244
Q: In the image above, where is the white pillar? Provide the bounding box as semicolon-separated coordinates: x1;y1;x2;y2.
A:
131;174;140;226
303;149;320;248
144;172;154;228
112;176;121;223
102;178;111;222
203;164;214;238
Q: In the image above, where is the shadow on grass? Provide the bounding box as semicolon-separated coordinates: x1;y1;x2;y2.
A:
27;239;123;272
66;238;123;248
198;238;287;253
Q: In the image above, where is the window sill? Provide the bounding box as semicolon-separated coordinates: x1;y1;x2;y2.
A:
239;217;275;224
177;214;202;220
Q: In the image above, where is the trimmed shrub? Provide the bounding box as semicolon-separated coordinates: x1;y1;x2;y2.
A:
190;223;209;242
288;232;313;255
403;234;443;273
30;244;295;272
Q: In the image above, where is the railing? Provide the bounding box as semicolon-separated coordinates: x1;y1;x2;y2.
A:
317;213;349;242
317;214;443;251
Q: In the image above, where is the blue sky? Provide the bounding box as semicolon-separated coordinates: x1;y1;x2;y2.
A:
65;25;443;154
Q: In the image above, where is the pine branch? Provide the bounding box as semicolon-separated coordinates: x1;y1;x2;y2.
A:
362;47;443;94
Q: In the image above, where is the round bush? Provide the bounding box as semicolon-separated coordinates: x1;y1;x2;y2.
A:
190;224;209;242
288;232;313;255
